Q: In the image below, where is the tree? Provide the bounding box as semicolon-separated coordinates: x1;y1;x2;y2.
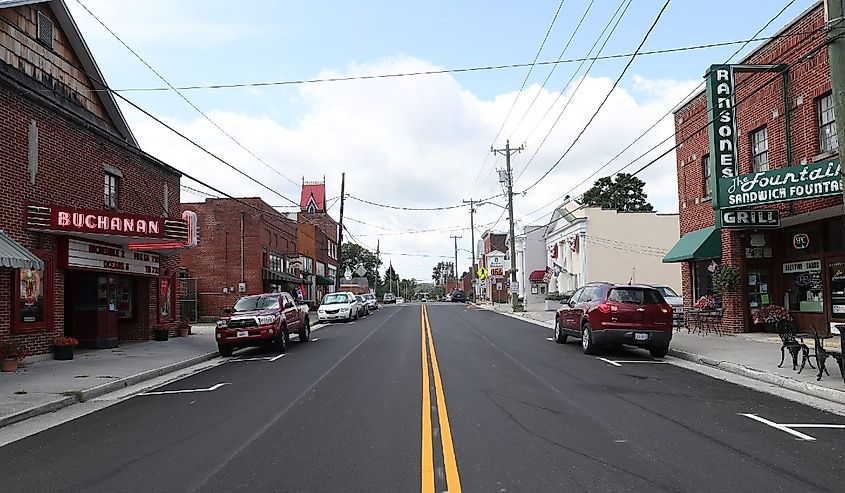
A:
341;243;382;287
380;264;401;297
431;261;453;286
581;173;654;212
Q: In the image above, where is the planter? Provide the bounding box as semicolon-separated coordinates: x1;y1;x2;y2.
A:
545;300;560;311
1;359;18;372
177;327;190;337
53;345;75;360
153;329;169;341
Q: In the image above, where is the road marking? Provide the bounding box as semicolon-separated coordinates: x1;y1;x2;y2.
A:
597;357;622;367
423;304;462;493
140;383;230;396
421;305;434;493
739;413;817;441
268;353;286;362
230;354;286;362
545;337;555;341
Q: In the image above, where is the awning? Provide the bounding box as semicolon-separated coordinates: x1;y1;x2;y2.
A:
528;269;546;282
316;274;334;286
0;230;43;270
262;268;302;284
663;226;721;263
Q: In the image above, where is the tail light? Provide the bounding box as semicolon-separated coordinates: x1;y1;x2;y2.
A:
597;303;618;313
661;305;673;314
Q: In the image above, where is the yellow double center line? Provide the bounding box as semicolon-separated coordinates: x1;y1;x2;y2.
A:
421;304;462;493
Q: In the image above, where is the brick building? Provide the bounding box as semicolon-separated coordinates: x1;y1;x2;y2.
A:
0;0;190;354
477;231;509;302
298;179;339;302
179;197;300;317
666;1;843;333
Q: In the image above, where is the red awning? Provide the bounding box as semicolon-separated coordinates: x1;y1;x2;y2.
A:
529;269;546;282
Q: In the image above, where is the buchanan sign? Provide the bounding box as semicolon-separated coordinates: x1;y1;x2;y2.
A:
27;204;189;241
717;160;842;209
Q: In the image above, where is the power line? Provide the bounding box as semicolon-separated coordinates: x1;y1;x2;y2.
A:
344;193;504;212
521;0;674;194
74;0;301;189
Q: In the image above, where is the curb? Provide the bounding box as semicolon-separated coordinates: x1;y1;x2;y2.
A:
0;322;332;429
478;304;845;407
0;350;220;429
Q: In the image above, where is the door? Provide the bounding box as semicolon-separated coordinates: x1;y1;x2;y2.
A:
279;294;299;329
559;288;584;332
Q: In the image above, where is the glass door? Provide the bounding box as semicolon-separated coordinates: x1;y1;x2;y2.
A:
829;259;845;322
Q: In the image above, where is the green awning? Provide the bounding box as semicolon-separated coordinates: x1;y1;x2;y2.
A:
262;268;302;284
316;274;334;286
663;226;721;263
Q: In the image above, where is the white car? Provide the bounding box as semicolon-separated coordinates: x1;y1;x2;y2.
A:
396;297;405;304
363;293;379;311
318;292;360;322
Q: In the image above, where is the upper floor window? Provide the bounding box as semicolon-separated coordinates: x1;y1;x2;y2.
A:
104;172;119;209
751;126;769;172
702;154;711;198
819;92;838;154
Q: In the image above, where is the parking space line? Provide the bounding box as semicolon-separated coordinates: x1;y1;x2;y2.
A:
739;413;817;441
598;357;622;367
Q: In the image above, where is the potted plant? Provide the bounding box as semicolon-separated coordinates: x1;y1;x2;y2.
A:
177;320;191;337
1;340;29;372
713;265;740;295
53;337;79;361
752;304;792;332
153;326;169;341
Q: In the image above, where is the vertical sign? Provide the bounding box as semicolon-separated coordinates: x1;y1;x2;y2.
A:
706;64;737;210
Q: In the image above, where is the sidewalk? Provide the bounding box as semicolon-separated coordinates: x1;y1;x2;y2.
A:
0;313;328;429
476;302;845;406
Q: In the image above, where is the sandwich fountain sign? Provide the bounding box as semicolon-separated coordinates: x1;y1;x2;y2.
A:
717;160;842;209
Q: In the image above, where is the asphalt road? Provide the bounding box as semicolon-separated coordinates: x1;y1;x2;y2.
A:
1;303;844;492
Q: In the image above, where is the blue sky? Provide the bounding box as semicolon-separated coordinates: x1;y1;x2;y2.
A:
66;0;818;280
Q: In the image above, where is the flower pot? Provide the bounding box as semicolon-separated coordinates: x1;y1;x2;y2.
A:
1;359;18;372
153;329;169;341
53;345;74;361
177;327;189;337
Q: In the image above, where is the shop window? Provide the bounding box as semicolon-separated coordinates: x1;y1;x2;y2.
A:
12;254;54;332
116;277;133;319
751;126;769;172
830;261;845;320
104;172;119;209
783;260;823;313
702;154;711;198
747;268;770;309
744;233;773;259
782;224;822;259
818;92;838;154
692;259;717;300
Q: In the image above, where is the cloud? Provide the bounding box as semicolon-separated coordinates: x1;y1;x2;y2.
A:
122;56;697;280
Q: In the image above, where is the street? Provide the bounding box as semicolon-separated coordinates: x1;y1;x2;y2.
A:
1;303;844;492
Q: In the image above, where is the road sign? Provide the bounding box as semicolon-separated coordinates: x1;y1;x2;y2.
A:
508;281;519;294
721;209;780;228
477;267;489;279
496;283;503;291
354;265;367;277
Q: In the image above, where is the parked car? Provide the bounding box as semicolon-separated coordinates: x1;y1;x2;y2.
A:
650;284;683;327
383;293;397;304
216;292;311;357
396;297;405;304
553;283;673;357
355;295;370;317
450;290;466;303
363;293;379;310
318;292;360;323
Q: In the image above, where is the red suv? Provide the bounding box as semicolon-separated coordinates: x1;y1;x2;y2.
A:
553;283;673;357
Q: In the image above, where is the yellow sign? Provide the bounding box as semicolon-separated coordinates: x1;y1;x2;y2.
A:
477;267;489;279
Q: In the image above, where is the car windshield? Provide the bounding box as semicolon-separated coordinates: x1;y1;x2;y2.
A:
655;286;679;297
356;296;364;302
323;294;351;305
608;288;663;305
365;294;375;300
233;295;278;312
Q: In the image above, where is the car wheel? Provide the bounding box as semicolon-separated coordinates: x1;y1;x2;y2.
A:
581;321;597;355
649;344;669;358
554;319;567;344
218;344;233;357
274;327;288;353
298;318;311;342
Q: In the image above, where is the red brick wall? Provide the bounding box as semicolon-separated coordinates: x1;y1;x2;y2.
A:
0;79;183;354
673;3;840;332
180;198;298;317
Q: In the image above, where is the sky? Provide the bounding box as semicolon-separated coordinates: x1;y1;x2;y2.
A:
64;0;819;281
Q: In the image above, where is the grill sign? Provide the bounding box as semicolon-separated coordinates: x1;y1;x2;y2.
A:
721;209;780;228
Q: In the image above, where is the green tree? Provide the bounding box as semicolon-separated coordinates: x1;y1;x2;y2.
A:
341;243;382;287
382;264;401;295
431;261;453;286
581;173;654;212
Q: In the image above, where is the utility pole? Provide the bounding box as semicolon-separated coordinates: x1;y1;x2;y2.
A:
462;199;476;301
336;172;345;292
450;235;462;293
492;139;524;312
827;0;845;209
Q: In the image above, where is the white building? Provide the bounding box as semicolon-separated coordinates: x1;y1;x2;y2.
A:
513;224;548;307
545;201;681;293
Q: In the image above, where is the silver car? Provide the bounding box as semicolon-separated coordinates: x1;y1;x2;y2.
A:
651;284;683;327
363;293;379;311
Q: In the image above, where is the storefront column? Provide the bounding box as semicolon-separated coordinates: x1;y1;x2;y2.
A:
720;229;747;333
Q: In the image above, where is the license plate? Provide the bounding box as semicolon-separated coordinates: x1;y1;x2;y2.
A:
237;331;249;338
634;333;648;341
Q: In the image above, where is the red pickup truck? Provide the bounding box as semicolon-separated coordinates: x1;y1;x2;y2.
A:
215;292;311;357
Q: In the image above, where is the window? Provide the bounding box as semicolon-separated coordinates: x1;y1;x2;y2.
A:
819;92;838;154
702;154;711;198
751;127;769;172
104;172;119;209
692;259;717;300
784;260;822;313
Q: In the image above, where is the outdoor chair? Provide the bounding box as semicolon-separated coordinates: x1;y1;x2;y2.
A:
810;325;844;383
776;320;814;372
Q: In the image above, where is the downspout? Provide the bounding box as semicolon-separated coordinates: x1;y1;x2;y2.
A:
782;67;792;167
240;211;245;283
